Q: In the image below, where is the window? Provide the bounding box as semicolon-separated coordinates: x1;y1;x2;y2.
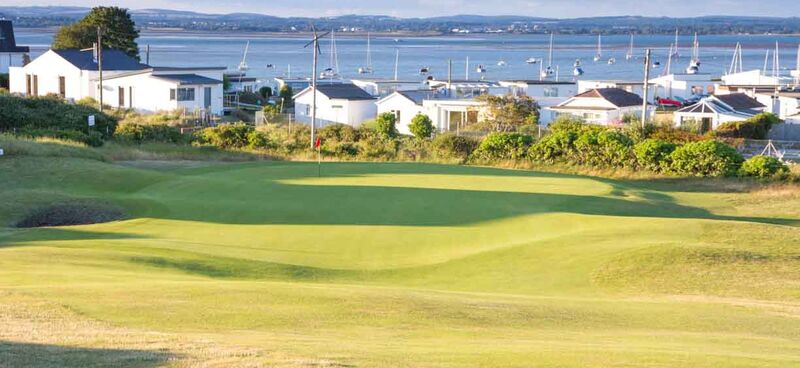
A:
118;87;125;108
58;76;66;98
170;88;195;101
25;74;31;95
391;110;401;122
544;87;559;97
304;105;311;116
32;75;38;96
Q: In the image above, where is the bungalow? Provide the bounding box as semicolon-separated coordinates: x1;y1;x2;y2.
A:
498;80;576;99
673;93;767;131
423;98;486;132
647;73;716;104
350;78;424;97
294;83;377;127
577;80;644;97
720;70;789;88
0;20;30;74
225;71;261;93
544;88;649;126
376;90;433;135
97;66;226;115
426;79;507;98
9;48;149;100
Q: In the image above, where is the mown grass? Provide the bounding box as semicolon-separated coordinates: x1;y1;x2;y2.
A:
0;138;799;367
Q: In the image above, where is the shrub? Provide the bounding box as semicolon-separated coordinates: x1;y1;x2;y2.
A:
431;133;479;162
595;130;635;167
194;123;254;149
649;125;705;144
0;95;116;139
17;128;105;147
259;123;310;153
528;130;577;163
669;140;744;177
739;155;789;178
374;112;398;139
318;124;358;156
473;132;533;161
356;128;398;160
246;130;270;149
634;139;677;172
714;113;780;140
259;86;273;99
114;123;183;144
409;114;434;139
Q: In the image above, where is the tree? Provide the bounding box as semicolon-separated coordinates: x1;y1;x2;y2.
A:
474;94;540;132
52;6;140;60
374;112;398;139
259;86;273;99
409;113;434;139
279;85;294;108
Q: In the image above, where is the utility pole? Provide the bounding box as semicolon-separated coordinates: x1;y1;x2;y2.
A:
641;48;651;128
97;27;104;112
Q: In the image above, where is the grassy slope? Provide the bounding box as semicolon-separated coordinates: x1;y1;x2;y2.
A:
1;150;799;366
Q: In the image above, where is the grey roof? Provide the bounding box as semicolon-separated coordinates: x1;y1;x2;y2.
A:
713;93;766;110
316;83;375;100
154;66;227;71
677;98;759;119
575;88;643;107
152;74;222;85
396;90;443;105
0;20;29;53
501;80;576;85
53;49;149;71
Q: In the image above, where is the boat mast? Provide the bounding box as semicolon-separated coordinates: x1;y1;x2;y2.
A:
394;49;399;81
774;41;780;78
729;42;743;75
367;32;372;70
548;32;554;66
466;56;470;80
763;50;770;75
674;29;679;58
626;33;634;60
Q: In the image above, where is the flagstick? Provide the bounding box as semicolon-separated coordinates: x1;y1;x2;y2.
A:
317;144;321;178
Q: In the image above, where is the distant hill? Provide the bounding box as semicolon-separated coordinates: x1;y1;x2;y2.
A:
2;6;800;35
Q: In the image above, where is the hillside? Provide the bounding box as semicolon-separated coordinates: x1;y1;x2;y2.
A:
0;140;799;366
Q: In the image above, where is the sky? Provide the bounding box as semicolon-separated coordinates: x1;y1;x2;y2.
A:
3;0;800;18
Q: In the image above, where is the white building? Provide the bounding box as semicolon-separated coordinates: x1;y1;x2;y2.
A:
375;89;488;134
751;91;800;120
294;83;377;127
98;67;225;115
0;21;29;74
647;73;716;103
225;72;261;93
9;48;149;100
578;80;644;97
673;93;767;130
375;90;431;135
545;88;650;126
720;70;788;88
351;78;424;98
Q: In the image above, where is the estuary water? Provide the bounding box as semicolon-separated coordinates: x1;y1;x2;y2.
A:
15;30;800;85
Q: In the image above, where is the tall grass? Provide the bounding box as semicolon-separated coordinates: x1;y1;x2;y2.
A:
0;134;105;161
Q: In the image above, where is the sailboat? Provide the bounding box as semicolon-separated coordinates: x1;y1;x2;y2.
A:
625;34;634;61
526;57;539;64
670;29;680;59
541;32;555;79
686;33;700;74
357;32;373;74
593;34;602;62
497;59;507;67
573;59;584;77
321;30;341;79
728;42;744;75
238;41;250;72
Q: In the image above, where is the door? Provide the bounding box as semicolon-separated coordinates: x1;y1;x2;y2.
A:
204;87;212;109
118;87;125;108
58;76;66;98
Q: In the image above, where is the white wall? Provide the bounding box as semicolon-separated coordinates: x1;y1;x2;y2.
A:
376;94;424;135
102;72;224;115
295;90;377;127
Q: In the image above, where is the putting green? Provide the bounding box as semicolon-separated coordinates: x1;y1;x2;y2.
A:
1;157;799;367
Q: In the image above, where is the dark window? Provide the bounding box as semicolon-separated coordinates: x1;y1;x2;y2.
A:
58;76;66;98
25;74;31;95
177;88;195;101
169;89;176;101
32;75;38;96
118;87;125;108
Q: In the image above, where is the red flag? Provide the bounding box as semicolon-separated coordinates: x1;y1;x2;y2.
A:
314;137;321;149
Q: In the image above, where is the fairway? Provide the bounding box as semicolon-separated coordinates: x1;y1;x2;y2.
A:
1;156;799;367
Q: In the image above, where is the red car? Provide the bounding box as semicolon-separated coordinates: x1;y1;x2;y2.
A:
656;97;682;107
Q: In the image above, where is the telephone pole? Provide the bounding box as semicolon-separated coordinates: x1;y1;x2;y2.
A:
641;49;651;128
97;27;104;112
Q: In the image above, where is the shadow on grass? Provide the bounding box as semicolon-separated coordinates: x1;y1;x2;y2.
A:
0;341;176;368
0;228;149;247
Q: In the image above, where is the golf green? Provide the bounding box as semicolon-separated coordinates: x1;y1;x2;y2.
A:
1;156;799;367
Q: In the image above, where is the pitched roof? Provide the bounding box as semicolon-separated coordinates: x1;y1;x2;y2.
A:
676;97;759;119
0;21;29;53
315;83;375;100
713;93;766;110
574;88;643;107
152;74;222;85
52;49;149;71
396;90;443;105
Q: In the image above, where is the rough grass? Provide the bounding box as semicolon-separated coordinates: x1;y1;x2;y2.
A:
0;145;799;366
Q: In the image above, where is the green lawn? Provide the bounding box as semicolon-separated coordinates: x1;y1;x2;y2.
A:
1;152;799;367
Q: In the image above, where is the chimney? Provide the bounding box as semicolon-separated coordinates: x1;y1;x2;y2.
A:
92;42;98;63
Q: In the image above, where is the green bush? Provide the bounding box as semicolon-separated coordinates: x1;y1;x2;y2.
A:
528;130;577;163
0;95;116;139
739;155;789;178
669;140;744;177
409;114;434;139
318;124;358;156
473;132;533;161
374;112;398;139
17;128;104;147
194;123;254;149
259;86;273;99
246;130;270;149
634;139;677;172
431;133;479;162
714;113;780;140
114;123;183;144
356;128;398;160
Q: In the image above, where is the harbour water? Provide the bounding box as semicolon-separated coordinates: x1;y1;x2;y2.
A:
15;30;800;85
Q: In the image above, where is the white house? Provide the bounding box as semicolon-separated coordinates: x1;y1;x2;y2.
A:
0;20;29;74
225;71;261;93
648;73;716;103
749;91;800;120
498;80;577;99
375;90;431;135
98;66;225;115
578;80;644;97
294;83;377;127
351;78;424;98
423;98;486;132
545;88;650;126
673;93;767;130
720;70;788;88
9;48;149;100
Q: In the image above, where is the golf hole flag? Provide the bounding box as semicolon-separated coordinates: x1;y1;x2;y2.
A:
315;137;322;177
315;137;321;149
